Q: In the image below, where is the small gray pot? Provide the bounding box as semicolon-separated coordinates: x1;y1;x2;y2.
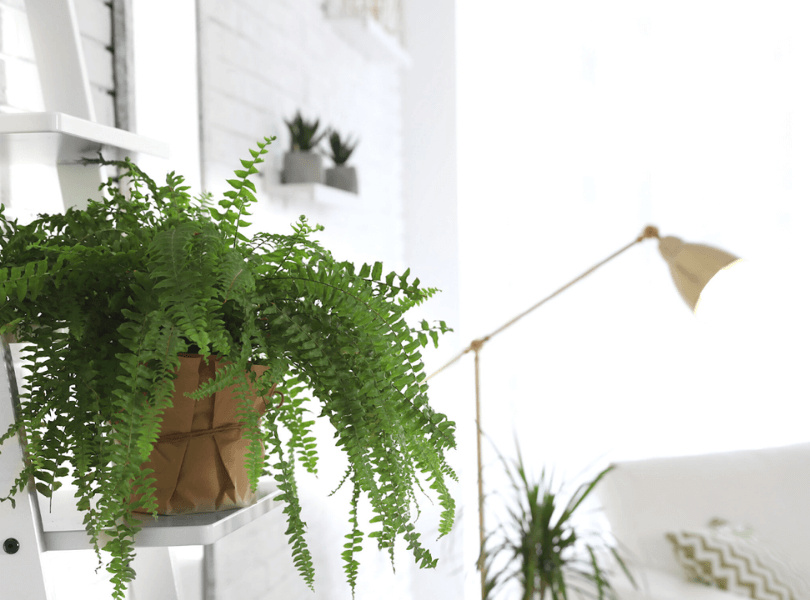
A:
282;151;323;184
325;165;358;194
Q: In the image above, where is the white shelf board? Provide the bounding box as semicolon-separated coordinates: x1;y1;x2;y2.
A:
0;112;170;164
328;16;411;68
268;183;364;208
39;479;283;551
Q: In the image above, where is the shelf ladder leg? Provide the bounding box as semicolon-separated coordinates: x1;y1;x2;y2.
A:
0;339;50;599
129;547;181;600
24;0;106;212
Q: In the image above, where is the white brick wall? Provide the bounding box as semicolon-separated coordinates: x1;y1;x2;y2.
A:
199;0;406;272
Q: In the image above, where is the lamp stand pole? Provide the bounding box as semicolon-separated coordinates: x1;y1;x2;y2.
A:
429;226;661;600
471;340;485;596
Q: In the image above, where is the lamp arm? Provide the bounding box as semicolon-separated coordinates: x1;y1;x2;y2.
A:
427;225;660;381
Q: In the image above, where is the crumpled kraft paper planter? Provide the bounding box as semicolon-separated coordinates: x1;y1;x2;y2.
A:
133;353;271;515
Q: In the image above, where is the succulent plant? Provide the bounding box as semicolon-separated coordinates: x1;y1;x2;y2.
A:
284;111;328;152
327;130;359;166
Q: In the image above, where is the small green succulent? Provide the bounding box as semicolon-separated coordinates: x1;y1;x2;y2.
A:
327;131;359;166
284;111;328;152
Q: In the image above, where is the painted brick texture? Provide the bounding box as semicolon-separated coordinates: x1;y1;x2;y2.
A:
199;0;406;273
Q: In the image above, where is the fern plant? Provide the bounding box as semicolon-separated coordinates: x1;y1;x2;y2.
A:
285;111;328;152
0;137;456;599
327;131;359;166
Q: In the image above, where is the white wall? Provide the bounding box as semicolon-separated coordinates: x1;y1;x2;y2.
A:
401;1;467;598
131;0;201;192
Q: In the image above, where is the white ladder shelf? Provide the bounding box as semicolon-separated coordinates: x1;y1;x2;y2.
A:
0;3;285;595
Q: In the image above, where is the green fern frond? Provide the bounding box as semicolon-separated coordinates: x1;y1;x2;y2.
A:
342;481;364;594
265;408;315;589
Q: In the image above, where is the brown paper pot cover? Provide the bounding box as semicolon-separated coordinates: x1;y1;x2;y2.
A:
133;353;270;515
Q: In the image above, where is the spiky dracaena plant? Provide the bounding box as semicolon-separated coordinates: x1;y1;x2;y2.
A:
483;447;636;600
285;111;328;152
0;137;456;599
327;131;359;166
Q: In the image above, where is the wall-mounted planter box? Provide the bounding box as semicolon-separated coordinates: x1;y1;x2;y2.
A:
325;165;358;194
268;183;370;210
327;15;412;68
282;151;324;184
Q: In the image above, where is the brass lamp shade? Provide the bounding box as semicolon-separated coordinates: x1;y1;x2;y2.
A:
658;236;741;312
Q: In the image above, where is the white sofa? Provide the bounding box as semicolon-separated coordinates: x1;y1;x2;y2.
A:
595;442;810;599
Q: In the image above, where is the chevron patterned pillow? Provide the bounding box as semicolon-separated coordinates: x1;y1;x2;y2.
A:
666;526;809;600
